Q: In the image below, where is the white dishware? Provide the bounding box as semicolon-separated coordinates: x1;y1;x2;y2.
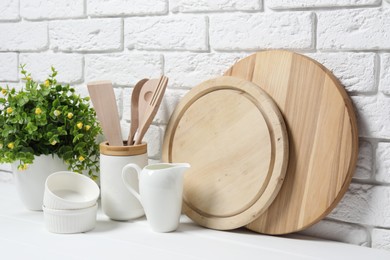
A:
99;141;148;221
43;203;98;234
12;155;68;211
44;171;100;210
122;163;190;232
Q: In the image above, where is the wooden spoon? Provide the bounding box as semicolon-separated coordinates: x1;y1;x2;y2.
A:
134;76;168;145
127;78;148;146
87;81;123;146
138;79;160;124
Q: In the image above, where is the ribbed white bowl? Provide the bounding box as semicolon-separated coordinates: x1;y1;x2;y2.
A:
44;171;100;210
43;203;98;234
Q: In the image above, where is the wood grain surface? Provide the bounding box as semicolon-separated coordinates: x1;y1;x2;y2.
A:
100;141;147;156
87;80;123;146
162;76;288;230
224;50;359;234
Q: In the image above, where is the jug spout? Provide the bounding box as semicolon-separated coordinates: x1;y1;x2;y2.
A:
171;163;191;176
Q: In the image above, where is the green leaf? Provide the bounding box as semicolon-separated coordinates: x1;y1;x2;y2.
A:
72;134;84;143
25;122;38;134
16;94;29;106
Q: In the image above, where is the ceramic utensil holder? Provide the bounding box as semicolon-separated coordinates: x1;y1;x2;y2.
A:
99;141;148;221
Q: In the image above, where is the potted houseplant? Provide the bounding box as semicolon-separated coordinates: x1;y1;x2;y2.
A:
0;65;102;210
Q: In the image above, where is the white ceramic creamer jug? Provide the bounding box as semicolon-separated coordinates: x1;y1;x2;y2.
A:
122;163;190;232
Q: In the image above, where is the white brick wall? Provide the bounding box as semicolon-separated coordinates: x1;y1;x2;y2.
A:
0;53;18;81
209;12;314;50
20;0;84;20
0;0;390;251
19;53;83;83
317;9;390;50
124;16;207;51
87;0;167;16
0;0;19;21
170;0;261;13
50;18;122;52
0;22;48;51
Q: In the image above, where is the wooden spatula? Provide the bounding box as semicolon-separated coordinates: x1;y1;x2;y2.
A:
127;78;148;145
87;80;123;146
134;76;168;145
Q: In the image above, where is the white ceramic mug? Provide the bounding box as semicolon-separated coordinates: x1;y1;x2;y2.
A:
99;141;148;221
122;163;190;232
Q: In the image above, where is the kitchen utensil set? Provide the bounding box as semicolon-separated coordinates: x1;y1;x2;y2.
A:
88;76;169;147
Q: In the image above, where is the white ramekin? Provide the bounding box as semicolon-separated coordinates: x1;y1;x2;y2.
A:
44;171;100;210
43;203;98;234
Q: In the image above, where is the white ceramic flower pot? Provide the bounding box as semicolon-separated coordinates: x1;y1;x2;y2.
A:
12;155;68;211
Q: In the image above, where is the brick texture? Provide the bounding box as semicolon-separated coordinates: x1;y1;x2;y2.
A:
87;0;167;16
318;9;390;50
19;53;83;83
268;0;380;9
50;19;122;52
329;183;390;228
354;140;373;180
376;142;390;184
372;228;390;250
299;219;369;246
124;16;207;51
85;54;162;86
0;0;19;21
0;22;48;51
20;0;84;20
352;95;390;139
170;0;261;13
307;53;376;93
0;53;18;81
380;53;390;95
209;12;313;50
164;53;245;87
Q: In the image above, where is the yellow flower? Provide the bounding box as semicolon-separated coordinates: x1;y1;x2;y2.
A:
35;107;42;115
44;80;50;87
7;142;14;149
6;107;13;114
53;110;61;117
51;140;57;145
67;112;73;119
78;156;85;162
85;125;91;131
1;89;7;95
77;122;83;129
18;164;28;171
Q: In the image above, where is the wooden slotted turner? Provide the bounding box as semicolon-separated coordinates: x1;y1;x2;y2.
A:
87;81;123;146
134;76;168;145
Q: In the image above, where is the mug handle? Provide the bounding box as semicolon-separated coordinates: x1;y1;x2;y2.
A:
122;164;143;205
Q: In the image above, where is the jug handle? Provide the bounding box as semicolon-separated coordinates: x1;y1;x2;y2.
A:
122;163;142;204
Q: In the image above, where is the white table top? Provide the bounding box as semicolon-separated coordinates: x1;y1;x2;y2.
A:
1;180;389;260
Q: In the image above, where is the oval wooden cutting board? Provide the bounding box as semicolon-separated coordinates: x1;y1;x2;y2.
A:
224;50;359;234
162;76;289;230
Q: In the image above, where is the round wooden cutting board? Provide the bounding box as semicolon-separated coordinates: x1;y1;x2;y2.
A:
162;76;289;230
224;50;359;234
